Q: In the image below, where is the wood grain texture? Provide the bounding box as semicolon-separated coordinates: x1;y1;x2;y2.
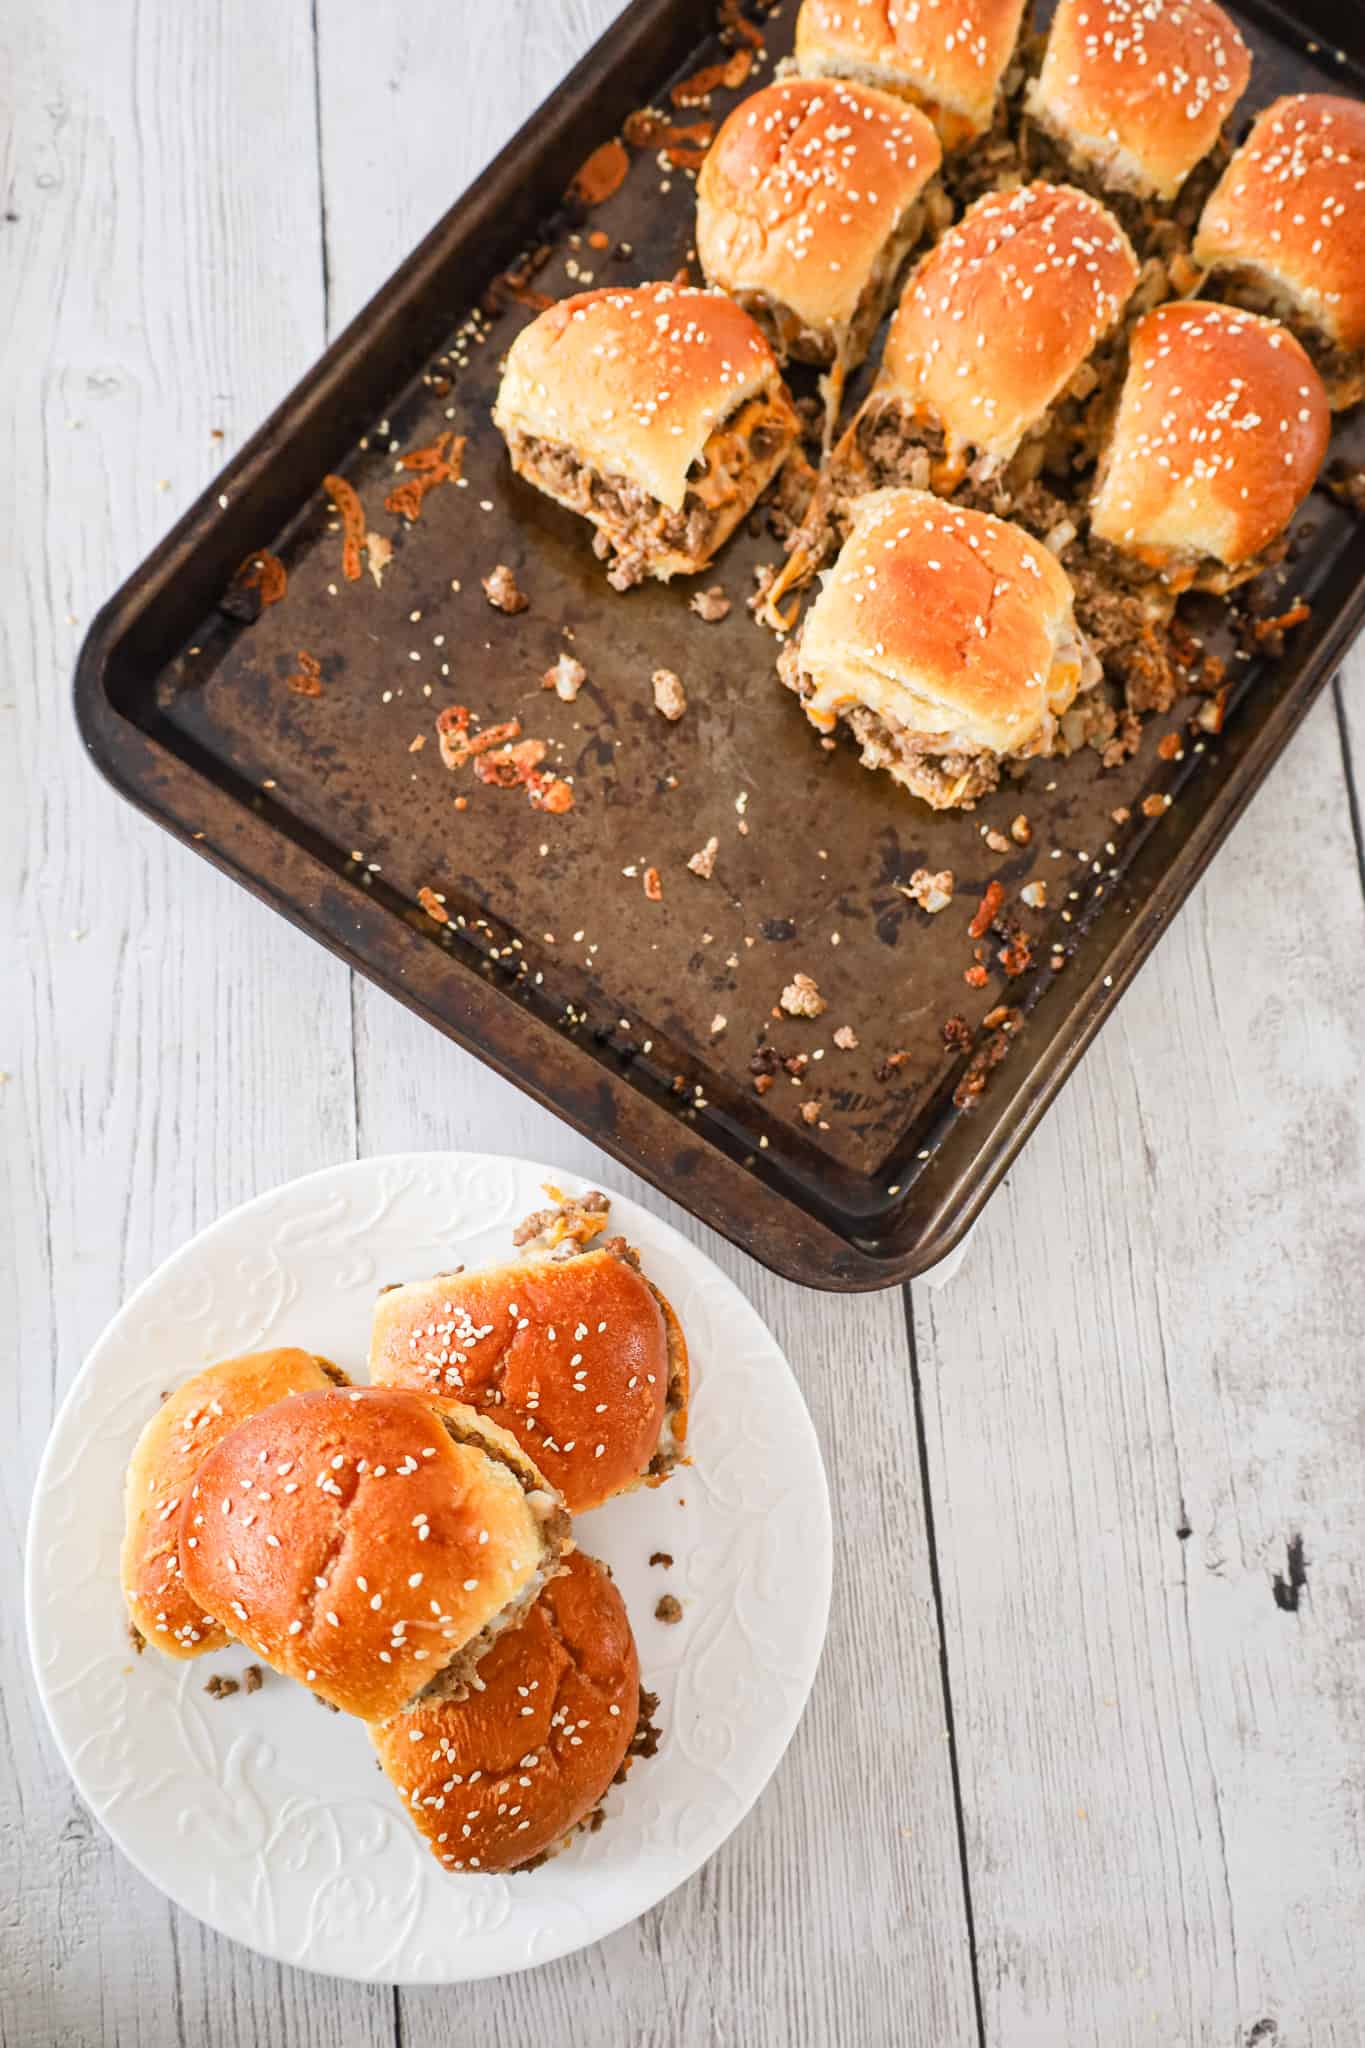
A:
316;5;979;2040
7;0;1365;2040
915;690;1365;2047
0;5;384;2044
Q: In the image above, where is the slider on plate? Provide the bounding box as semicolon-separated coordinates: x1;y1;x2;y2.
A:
777;486;1102;809
763;183;1137;620
371;1551;642;1874
368;1247;688;1516
1089;301;1331;593
793;0;1030;154
1193;94;1365;411
1025;0;1251;226
177;1385;570;1719
697;77;947;397
492;283;799;591
121;1347;349;1658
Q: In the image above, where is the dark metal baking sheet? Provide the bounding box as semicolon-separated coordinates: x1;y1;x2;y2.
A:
75;0;1365;1290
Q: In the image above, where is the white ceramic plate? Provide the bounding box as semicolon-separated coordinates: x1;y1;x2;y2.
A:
25;1153;831;1983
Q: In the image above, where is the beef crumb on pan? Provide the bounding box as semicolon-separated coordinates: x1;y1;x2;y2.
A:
652;669;687;721
654;1595;683;1625
482;563;529;613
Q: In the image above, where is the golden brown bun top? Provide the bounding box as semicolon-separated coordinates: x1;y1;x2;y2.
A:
1090;301;1331;570
178;1386;566;1721
1029;0;1251;200
121;1347;346;1659
799;488;1084;755
1194;94;1365;351
794;0;1030;145
880;182;1138;464
371;1551;640;1874
492;284;785;512
697;79;942;335
368;1247;688;1514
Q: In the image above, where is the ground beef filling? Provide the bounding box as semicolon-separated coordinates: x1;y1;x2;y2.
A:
778;636;1004;809
1198;268;1365;407
507;391;795;590
1020;120;1225;270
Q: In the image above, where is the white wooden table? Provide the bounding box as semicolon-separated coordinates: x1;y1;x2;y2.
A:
4;4;1364;2041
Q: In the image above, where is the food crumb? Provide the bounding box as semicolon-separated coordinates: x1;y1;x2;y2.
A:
687;836;719;880
832;1025;859;1050
242;1665;264;1695
689;584;731;623
651;668;687;721
482;564;528;614
127;1622;145;1655
286;650;323;697
780;973;826;1020
544;653;587;702
709;1013;727;1036
903;868;954;913
408;733;426;753
1010;814;1032;846
1141;793;1172;818
799;1099;822;1126
985;830;1011;854
649;1551;674;1569
417;887;449;924
655;1594;683;1625
204;1674;240;1701
643;866;663;902
1020;881;1048;909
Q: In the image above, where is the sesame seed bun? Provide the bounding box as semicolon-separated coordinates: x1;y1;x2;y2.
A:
1089;301;1331;581
697;80;942;357
368;1248;689;1516
1193;95;1365;377
492;284;787;514
794;0;1029;148
121;1348;349;1659
177;1386;570;1720
371;1551;641;1874
879;182;1138;472
1027;0;1251;201
794;487;1090;758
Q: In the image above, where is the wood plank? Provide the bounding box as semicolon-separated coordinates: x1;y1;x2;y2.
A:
913;689;1365;2047
0;5;386;2042
314;5;979;2038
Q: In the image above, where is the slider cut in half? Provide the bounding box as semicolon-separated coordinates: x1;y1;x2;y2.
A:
1193;95;1365;410
369;1248;688;1515
1026;0;1251;206
178;1386;570;1719
492;284;799;591
794;0;1030;151
777;488;1101;808
697;79;946;376
122;1347;348;1658
762;185;1136;624
853;182;1138;492
371;1551;642;1874
1089;302;1331;592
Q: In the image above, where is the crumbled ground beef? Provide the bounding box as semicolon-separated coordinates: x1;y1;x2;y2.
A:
780;973;827;1019
544;653;586;700
652;669;687;721
649;1551;674;1569
833;1025;859;1050
242;1664;264;1695
942;1014;973;1052
204;1675;239;1700
654;1595;683;1625
690;585;731;622
513;1187;610;1252
482;563;528;613
687;836;719;879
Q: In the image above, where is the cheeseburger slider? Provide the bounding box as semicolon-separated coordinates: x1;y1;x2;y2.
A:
793;0;1030;153
763;183;1137;622
1089;301;1331;592
1193;94;1365;411
368;1247;688;1516
178;1385;570;1719
492;284;799;591
777;487;1101;808
371;1551;642;1874
122;1347;348;1659
696;79;947;385
1026;0;1251;219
